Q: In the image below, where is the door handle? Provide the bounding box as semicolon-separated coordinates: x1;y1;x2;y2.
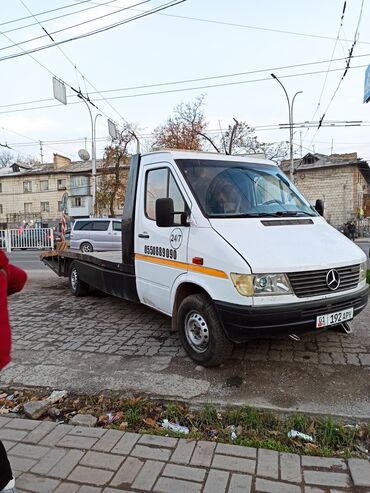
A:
138;232;150;239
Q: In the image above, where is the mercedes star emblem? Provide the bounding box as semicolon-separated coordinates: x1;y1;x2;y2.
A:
326;269;341;291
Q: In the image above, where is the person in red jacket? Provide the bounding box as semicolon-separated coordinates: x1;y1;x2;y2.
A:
0;250;27;493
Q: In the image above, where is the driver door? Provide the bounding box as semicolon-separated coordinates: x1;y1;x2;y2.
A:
135;164;191;314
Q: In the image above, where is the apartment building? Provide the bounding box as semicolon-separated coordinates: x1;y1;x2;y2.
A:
0;153;120;229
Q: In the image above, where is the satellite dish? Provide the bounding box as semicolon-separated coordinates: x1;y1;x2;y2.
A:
78;149;90;161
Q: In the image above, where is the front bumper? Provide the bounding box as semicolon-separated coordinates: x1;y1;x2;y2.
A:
214;284;369;343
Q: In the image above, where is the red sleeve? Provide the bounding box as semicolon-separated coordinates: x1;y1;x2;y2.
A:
6;263;27;295
0;269;11;370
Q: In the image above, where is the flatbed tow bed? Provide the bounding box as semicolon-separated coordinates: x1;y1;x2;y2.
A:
41;249;139;302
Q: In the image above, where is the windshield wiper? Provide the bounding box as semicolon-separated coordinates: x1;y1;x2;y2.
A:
270;211;315;217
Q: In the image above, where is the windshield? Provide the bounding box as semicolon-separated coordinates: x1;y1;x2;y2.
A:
176;158;316;218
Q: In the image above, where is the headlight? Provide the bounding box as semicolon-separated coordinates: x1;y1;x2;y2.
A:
230;273;292;296
359;261;367;282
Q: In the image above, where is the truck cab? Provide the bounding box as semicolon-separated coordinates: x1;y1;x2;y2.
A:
133;151;368;364
43;150;369;366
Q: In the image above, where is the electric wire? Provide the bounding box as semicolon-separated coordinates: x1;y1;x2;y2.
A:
310;1;347;126
1;0;155;52
0;57;369;115
17;0;129;130
0;0;186;61
309;0;365;148
0;0;104;28
2;0;121;35
78;0;370;46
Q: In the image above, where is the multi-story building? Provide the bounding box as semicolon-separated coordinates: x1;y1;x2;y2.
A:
281;152;370;228
0;153;128;229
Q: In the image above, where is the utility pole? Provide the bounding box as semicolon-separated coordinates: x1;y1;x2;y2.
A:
39;140;44;164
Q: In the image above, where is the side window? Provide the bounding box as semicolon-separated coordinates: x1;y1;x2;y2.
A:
169;173;186;222
145;168;187;225
113;221;122;231
92;221;110;231
74;221;93;231
145;168;168;220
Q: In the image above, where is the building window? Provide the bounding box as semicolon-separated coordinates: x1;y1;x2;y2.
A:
70;175;89;195
0;183;2;193
0;204;3;214
23;181;32;193
41;202;50;213
24;203;32;213
40;180;49;191
71;197;85;207
57;179;67;190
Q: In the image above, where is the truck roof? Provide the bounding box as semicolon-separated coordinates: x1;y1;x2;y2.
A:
141;149;277;167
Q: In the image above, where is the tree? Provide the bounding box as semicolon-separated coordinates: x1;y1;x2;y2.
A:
202;119;262;156
260;141;289;163
0;150;14;167
152;96;282;158
152;95;207;151
96;125;136;217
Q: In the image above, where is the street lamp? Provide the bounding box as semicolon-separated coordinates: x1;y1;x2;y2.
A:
76;94;102;216
52;78;103;217
271;73;302;182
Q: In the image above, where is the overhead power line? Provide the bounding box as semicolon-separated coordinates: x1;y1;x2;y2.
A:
0;61;368;116
17;0;132;129
0;0;187;62
2;0;121;35
0;52;369;112
1;0;155;51
78;0;370;46
0;0;101;27
309;0;365;148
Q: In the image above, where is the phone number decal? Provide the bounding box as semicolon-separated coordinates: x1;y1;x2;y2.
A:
144;245;177;260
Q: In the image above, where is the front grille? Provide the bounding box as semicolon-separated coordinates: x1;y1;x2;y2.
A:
287;264;360;298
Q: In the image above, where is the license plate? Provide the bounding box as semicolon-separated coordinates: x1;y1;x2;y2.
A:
316;308;353;328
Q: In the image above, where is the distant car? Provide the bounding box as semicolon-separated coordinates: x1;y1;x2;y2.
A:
70;218;121;252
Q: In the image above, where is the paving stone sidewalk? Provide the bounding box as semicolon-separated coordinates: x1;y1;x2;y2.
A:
1;416;369;493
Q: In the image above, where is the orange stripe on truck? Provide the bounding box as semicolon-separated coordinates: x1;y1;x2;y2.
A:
135;253;228;279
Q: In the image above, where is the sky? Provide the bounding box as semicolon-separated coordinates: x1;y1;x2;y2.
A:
1;0;370;164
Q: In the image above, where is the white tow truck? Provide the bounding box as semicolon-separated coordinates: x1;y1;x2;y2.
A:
42;150;369;366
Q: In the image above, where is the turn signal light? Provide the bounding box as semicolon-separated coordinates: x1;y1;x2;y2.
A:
192;257;204;265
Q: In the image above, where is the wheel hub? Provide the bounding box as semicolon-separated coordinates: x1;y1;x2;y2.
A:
71;268;78;290
185;311;209;353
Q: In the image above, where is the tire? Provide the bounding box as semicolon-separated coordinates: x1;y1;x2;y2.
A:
68;262;89;297
177;293;234;367
80;242;93;253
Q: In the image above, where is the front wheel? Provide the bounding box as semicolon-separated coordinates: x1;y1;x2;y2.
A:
68;262;89;297
177;293;234;367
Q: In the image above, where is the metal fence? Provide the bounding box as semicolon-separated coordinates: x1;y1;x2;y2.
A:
0;228;54;252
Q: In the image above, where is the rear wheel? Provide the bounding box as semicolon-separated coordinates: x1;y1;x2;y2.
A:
177;293;234;367
80;242;93;253
68;262;89;297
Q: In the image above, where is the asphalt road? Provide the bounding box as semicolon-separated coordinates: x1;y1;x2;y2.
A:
2;248;370;419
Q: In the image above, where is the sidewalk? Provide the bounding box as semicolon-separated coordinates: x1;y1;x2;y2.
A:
1;416;369;493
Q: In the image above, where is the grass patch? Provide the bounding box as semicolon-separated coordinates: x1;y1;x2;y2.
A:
1;387;369;458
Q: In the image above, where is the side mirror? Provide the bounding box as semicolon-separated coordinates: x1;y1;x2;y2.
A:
315;199;324;216
156;198;174;227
